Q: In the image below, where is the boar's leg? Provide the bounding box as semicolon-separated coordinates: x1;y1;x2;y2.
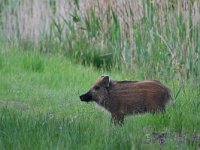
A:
150;105;166;114
111;113;124;126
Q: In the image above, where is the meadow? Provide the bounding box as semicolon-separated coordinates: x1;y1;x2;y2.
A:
0;42;199;150
0;0;200;149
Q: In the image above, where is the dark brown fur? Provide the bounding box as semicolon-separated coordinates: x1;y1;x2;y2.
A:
80;76;171;125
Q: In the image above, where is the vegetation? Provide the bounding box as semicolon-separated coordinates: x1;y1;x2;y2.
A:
0;46;199;149
0;0;200;149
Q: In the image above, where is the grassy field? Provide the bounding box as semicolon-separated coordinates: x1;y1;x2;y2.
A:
0;43;199;150
0;0;200;149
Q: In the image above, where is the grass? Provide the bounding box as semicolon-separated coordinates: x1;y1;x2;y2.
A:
0;44;199;150
1;0;200;82
0;1;200;149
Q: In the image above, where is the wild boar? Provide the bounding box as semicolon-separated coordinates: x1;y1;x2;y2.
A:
80;76;171;125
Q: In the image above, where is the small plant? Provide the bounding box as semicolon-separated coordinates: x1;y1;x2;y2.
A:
22;52;44;72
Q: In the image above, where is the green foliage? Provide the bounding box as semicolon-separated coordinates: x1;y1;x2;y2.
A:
84;8;101;38
36;0;199;86
65;36;113;69
1;0;199;85
0;49;200;149
0;0;200;149
22;52;44;72
55;6;123;70
49;0;56;15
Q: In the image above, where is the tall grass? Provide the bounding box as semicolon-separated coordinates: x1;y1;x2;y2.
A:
0;0;200;85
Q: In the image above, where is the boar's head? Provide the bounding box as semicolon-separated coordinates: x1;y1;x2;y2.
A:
80;76;110;104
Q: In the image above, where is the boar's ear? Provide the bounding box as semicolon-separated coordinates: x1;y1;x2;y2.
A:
102;76;110;88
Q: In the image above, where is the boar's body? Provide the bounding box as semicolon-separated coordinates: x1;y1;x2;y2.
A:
108;80;170;114
80;76;171;125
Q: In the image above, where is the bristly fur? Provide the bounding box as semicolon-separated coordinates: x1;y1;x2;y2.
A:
80;76;171;125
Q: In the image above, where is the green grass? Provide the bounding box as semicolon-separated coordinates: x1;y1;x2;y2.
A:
0;44;199;150
0;1;200;149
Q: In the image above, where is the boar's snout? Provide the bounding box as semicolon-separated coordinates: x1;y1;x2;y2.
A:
80;91;93;102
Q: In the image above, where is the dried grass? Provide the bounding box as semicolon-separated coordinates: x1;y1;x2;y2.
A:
1;0;199;41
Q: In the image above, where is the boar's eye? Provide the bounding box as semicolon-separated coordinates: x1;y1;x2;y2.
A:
94;86;100;90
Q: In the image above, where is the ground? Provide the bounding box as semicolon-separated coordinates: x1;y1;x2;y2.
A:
0;47;199;150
